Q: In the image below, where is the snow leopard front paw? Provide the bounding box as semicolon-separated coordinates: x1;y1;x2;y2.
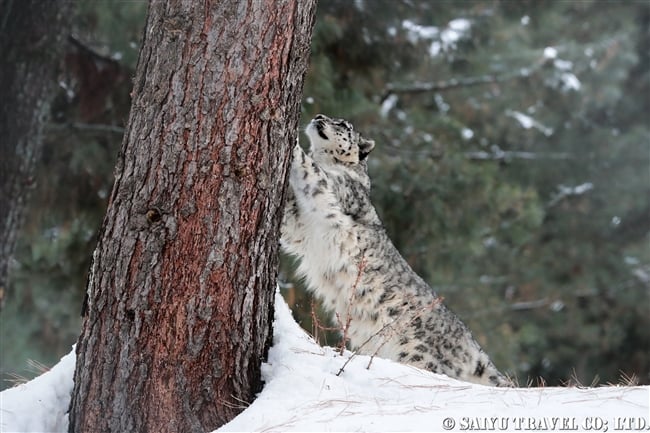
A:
292;143;304;162
289;144;308;188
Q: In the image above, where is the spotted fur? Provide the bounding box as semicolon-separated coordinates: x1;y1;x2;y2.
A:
281;114;511;387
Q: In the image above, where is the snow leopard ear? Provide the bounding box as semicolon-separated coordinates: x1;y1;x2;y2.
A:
358;138;375;161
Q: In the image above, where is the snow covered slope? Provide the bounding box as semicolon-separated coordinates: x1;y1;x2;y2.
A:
1;292;648;432
217;293;650;432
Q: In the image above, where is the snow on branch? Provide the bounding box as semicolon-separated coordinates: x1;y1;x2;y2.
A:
548;183;594;207
505;110;554;136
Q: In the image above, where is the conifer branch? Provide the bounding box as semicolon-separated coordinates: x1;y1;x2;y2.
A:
381;60;545;102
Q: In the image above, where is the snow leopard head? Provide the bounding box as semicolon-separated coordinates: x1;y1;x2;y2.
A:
306;114;375;165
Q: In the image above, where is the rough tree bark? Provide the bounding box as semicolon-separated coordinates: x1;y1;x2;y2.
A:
0;0;70;309
68;1;316;432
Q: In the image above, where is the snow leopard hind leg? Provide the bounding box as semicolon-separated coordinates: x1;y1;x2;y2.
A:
423;302;514;387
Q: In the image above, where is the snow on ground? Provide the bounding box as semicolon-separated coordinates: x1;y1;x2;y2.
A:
0;349;74;432
1;292;649;432
217;293;649;432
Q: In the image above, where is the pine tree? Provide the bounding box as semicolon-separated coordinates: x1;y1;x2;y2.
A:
67;1;316;431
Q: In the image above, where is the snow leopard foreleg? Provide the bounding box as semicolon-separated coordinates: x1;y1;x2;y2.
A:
280;187;303;251
288;144;360;277
289;144;349;229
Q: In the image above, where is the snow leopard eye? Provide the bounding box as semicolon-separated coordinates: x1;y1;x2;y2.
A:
333;119;353;131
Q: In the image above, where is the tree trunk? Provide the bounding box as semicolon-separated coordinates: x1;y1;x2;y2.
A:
0;0;71;309
67;1;316;432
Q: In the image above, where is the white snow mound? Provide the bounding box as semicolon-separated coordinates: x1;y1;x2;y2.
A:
216;293;650;432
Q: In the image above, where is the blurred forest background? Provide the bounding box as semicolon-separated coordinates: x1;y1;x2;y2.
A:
1;0;648;390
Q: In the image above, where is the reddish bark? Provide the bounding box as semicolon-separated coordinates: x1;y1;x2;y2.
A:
68;1;316;431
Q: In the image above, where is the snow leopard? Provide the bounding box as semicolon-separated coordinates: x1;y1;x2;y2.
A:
281;114;511;387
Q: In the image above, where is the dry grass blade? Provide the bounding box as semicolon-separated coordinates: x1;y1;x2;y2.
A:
26;358;50;375
4;372;30;387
